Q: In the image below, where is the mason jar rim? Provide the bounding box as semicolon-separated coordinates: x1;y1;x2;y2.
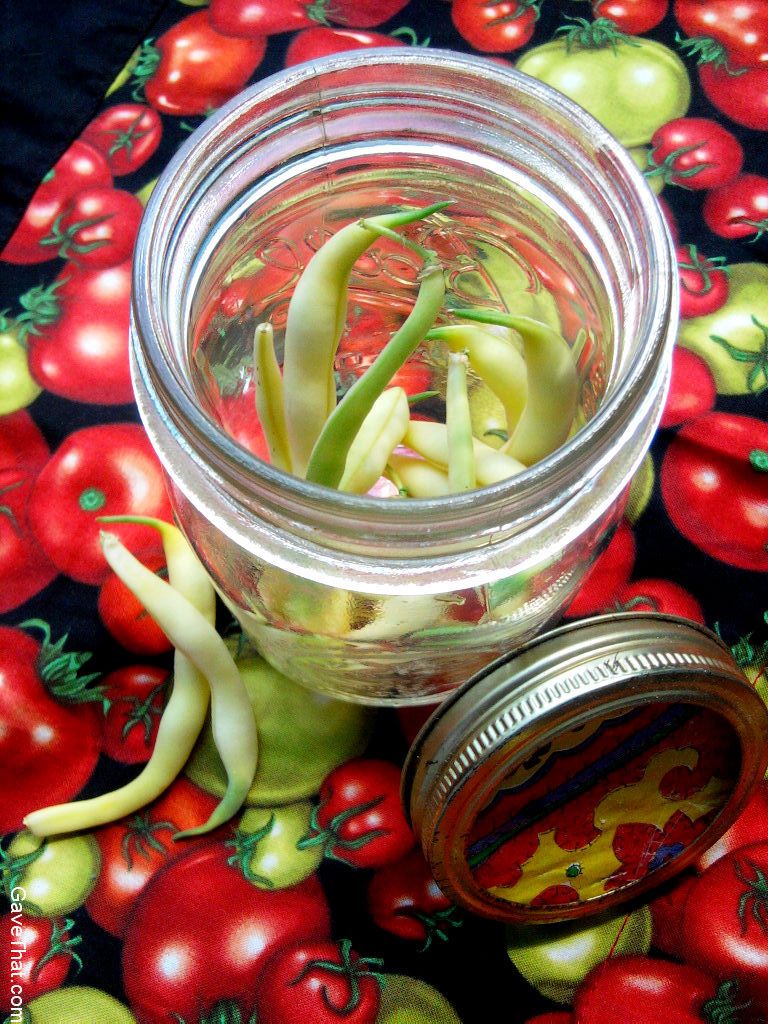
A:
131;48;676;548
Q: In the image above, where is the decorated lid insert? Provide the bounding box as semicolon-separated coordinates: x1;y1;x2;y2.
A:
403;614;768;924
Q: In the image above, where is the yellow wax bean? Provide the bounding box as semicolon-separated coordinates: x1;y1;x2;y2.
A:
404;421;525;486
105;534;255;835
24;519;215;838
446;351;475;493
253;322;292;472
428;324;528;440
387;454;452;498
282;202;449;475
339;387;410;494
456;310;578;465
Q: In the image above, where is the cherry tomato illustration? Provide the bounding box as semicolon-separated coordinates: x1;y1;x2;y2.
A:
42;187;143;268
0;623;101;832
675;0;768;69
85;778;223;937
100;665;170;764
208;0;409;37
98;551;172;656
593;0;667;34
696;783;768;875
660;412;768;572
682;842;768;1006
660;346;716;429
703;174;768;242
1;141;112;265
0;411;58;613
79;104;163;176
137;12;266;116
367;849;461;950
122;844;330;1023
27;423;172;585
648;872;696;959
564;519;636;617
647;118;743;190
0;914;81;1009
452;0;541;53
25;260;134;404
612;578;705;623
256;938;382;1024
574;954;748;1022
300;759;415;869
285;26;407;66
677;245;730;320
696;63;768;131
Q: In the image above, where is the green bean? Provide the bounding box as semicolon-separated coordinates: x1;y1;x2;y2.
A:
253;322;292;472
455;310;578;465
110;533;254;836
446;351;475;493
428;324;528;441
387;453;451;498
24;518;214;838
404;421;525;486
282;201;450;475
305;254;445;489
339;387;410;494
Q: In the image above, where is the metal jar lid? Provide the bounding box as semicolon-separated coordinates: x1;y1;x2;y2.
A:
402;613;768;925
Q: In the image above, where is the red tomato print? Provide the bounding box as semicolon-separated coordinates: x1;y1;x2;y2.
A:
140;12;266;116
85;779;223;937
451;0;540;53
676;245;730;320
122;844;330;1023
209;0;409;36
648;118;743;190
1;141;112;265
565;520;636;617
613;578;705;623
79;104;163;177
98;552;172;656
0;623;101;832
660;413;768;571
675;0;768;69
593;0;667;34
26;260;134;404
697;62;768;131
284;27;406;66
696;782;768;872
703;174;768;241
44;188;143;268
301;759;415;869
660;347;717;428
682;842;768;1006
27;423;171;585
0;411;58;612
257;939;382;1024
101;665;170;764
649;872;696;958
574;955;747;1023
0;914;81;1009
367;849;460;950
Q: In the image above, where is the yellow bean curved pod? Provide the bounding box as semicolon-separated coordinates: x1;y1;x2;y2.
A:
24;519;215;838
446;351;475;493
456;310;578;465
339;387;410;494
404;421;525;486
387;454;451;498
429;324;528;439
254;322;292;472
283;202;449;475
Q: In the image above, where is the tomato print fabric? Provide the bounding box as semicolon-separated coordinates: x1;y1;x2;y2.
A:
1;2;767;1022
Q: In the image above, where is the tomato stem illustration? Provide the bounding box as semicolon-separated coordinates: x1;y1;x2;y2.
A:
19;619;103;705
675;33;748;75
555;16;639;54
31;918;83;981
289;938;385;1014
120;814;177;870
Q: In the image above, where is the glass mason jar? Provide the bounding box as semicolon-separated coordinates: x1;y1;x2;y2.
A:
131;50;677;705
